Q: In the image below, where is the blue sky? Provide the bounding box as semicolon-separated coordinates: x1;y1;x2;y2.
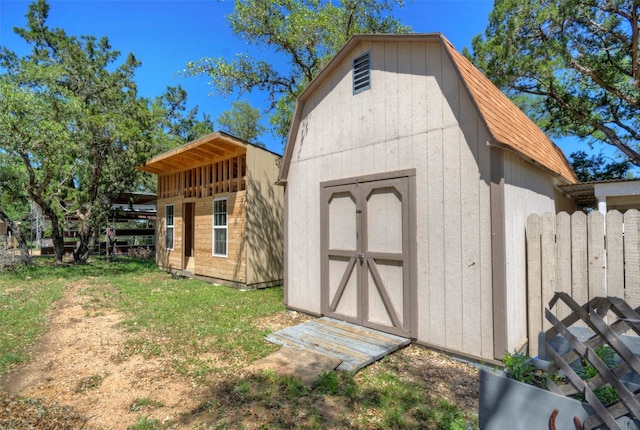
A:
1;0;591;160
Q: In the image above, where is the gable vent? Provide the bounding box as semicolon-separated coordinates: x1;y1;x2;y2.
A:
353;52;371;94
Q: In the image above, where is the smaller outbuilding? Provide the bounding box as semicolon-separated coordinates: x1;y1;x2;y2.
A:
139;131;283;289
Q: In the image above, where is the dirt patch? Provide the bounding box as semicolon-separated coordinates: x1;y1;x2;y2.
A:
0;283;480;429
0;282;199;429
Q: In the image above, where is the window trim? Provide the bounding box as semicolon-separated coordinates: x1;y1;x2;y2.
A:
212;197;228;257
165;204;174;250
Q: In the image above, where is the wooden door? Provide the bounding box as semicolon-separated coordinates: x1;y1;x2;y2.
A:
321;172;413;337
183;202;194;270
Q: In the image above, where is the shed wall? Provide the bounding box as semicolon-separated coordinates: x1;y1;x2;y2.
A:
285;40;495;359
245;146;284;287
155;191;248;285
501;153;581;352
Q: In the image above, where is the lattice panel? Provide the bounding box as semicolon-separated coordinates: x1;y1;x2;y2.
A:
545;293;640;429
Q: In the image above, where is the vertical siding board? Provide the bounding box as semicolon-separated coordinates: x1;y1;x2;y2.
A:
624;210;640;308
460;119;482;356
556;212;572;320
384;42;399;142
526;214;542;358
414;133;430;342
440;45;459;129
427;128;446;347
540;212;556;332
425;43;443;132
397;42;413;139
371;43;386;142
410;42;427;135
571;212;588;306
444;126;463;351
606;210;624;300
588;211;606;299
478;128;493;359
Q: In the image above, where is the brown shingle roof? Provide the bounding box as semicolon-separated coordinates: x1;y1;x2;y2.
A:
439;35;578;184
278;33;578;184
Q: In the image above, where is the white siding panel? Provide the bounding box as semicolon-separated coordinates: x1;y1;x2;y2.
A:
371;43;386;144
460;112;483;357
398;42;413;138
440;47;459;130
478;127;494;359
425;44;443;132
427;128;446;347
410;43;428;136
444;125;463;352
384;42;399;142
413;132;430;341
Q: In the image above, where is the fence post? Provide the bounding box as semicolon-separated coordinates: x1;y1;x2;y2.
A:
588;211;606;299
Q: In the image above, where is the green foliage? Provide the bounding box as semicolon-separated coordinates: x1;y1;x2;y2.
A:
184;0;411;143
216;100;266;145
570;150;633;182
470;0;640;166
314;370;358;397
0;1;213;263
128;416;164;430
128;398;165;413
503;351;539;385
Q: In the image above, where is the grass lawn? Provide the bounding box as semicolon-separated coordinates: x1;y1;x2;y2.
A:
0;257;478;429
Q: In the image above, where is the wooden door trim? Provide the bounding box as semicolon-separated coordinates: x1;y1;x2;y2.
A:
321;169;416;337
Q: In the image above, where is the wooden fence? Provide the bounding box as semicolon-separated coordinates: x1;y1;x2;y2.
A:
526;210;640;357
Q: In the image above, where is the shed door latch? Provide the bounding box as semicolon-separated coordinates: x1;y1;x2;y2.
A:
357;253;365;264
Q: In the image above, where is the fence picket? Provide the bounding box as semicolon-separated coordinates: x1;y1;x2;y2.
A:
624;210;640;308
571;212;588;306
527;210;640;357
526;214;542;357
607;211;624;300
541;212;557;332
588;211;606;299
556;212;572;321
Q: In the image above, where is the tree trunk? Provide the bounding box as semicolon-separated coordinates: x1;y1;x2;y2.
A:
48;212;66;264
73;216;93;264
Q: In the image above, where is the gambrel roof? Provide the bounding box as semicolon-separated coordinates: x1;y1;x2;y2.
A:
278;33;578;185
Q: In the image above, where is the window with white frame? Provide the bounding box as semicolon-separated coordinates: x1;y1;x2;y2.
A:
213;198;227;256
165;204;174;250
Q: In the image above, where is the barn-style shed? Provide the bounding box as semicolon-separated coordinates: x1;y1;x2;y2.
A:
140;131;283;289
277;33;580;362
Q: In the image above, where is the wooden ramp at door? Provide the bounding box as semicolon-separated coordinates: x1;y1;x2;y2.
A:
266;317;411;372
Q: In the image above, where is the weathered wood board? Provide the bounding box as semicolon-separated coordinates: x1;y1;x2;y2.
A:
266;317;410;372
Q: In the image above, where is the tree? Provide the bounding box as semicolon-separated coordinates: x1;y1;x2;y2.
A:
569;150;632;182
154;85;215;149
469;0;640;166
0;0;161;263
184;0;410;142
216;101;266;145
0;152;31;263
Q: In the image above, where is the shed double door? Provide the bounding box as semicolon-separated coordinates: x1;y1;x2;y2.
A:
321;172;414;338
